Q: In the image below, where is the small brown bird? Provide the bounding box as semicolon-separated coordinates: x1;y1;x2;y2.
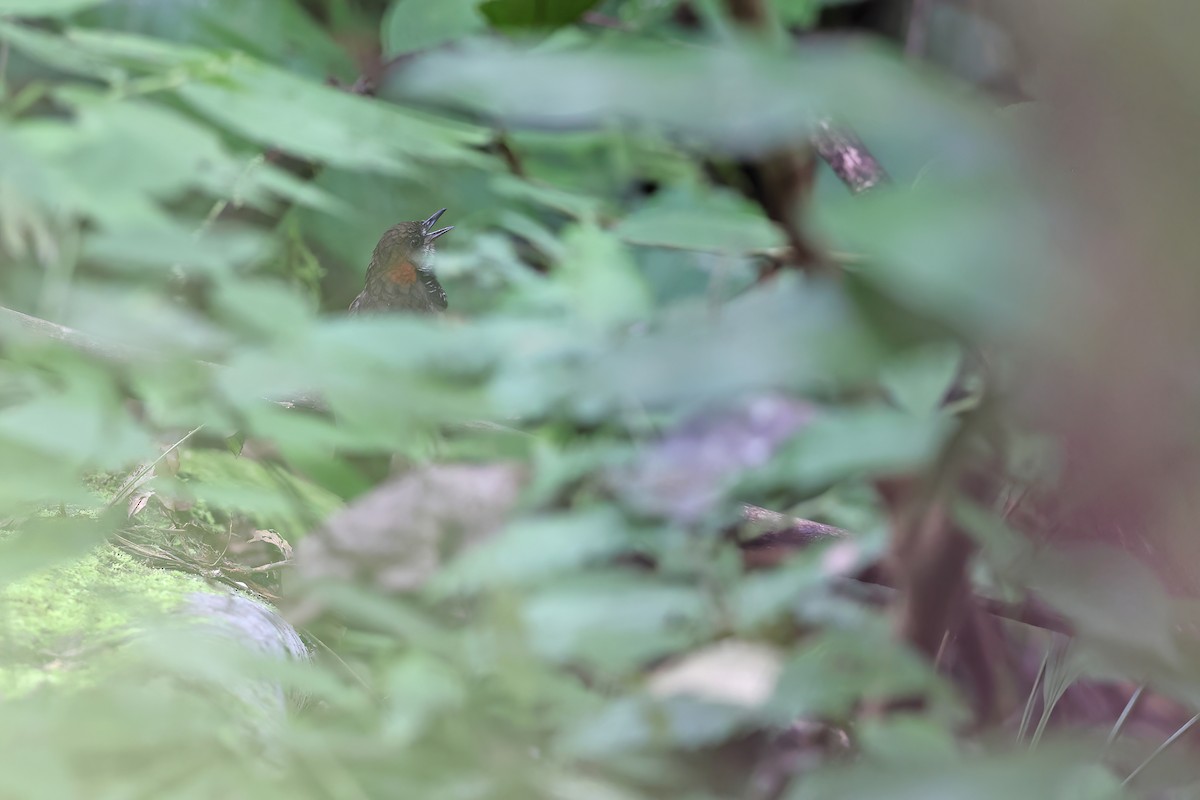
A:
349;208;454;314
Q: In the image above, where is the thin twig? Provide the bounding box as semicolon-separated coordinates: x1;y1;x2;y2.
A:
1123;711;1200;787
1104;683;1146;754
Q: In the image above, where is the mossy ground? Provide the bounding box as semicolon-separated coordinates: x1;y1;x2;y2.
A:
0;543;222;697
0;447;337;699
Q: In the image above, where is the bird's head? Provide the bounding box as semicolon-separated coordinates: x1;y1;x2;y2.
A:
376;208;454;269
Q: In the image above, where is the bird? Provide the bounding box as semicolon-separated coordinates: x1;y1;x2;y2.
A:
349;208;454;314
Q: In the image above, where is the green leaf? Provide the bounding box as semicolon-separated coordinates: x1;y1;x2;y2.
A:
790;747;1120;800
554;223;653;326
522;572;713;671
480;0;601;29
538;276;885;419
615;188;785;254
78;0;355;79
751;405;956;492
880;343;963;416
771;628;953;723
0;0;104;15
83;225;270;276
224;431;245;457
0;20;124;81
565;695;751;758
174;55;489;175
400;39;999;158
382;0;487;58
433;506;633;592
774;0;821;27
816;178;1056;339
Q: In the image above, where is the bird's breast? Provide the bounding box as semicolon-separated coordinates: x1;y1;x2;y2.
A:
384;261;418;285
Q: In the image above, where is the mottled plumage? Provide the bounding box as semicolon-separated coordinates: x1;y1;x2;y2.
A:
349;208;453;314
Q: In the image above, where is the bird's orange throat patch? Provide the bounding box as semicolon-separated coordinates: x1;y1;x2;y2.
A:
384;260;418;285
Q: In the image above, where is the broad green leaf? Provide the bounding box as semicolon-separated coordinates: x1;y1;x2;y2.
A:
480;0;601;29
790;747;1120;800
564;695;751;758
12;93;318;229
0;19;123;81
0;0;103;14
433;506;633;592
615;188;785;254
401;39;999;158
554;223;653;326
78;0;354;78
64;25;213;68
382;0;487;57
0;128;65;263
175;56;489;175
771;628;955;724
530;276;885;420
816;178;1059;339
522;572;712;671
880;343;963;416
750;405;956;491
82;225;270;276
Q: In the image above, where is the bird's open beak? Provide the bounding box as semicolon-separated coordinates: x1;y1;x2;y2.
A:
423;208;447;231
422;208;453;241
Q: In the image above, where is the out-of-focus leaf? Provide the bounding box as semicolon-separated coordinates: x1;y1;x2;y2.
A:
522;572;712;671
0;19;123;81
747;405;955;492
0;516;117;587
433;506;632;593
382;0;487;57
789;746;1120;800
730;556;831;628
0;0;103;14
83;225;270;276
816;178;1060;340
60;283;233;356
11;92;334;230
498;275;885;421
615;188;785;254
79;0;355;78
380;653;466;744
854;715;959;766
771;628;955;724
0;128;65;264
0;356;154;480
554;223;653;326
400;39;999;158
175;56;489;175
880;343;963;416
170;449;343;538
480;0;601;29
565;695;751;758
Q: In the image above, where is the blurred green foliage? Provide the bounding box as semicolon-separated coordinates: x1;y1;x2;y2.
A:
0;0;1190;798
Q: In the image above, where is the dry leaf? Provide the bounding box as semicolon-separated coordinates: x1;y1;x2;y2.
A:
127;490;154;518
248;529;293;560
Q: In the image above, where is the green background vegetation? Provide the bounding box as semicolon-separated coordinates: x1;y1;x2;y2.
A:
1;0;1198;798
